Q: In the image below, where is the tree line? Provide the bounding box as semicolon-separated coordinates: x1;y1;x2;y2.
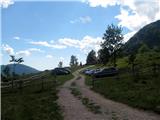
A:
66;24;124;68
86;24;123;66
58;55;82;69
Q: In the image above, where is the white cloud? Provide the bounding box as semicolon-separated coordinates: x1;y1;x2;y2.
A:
30;41;50;47
70;20;78;24
60;57;64;61
16;48;44;57
115;0;160;32
2;44;44;57
30;41;66;49
16;50;31;57
58;36;103;53
50;40;55;44
0;0;14;8
2;44;14;55
30;36;103;53
15;48;44;57
58;38;80;48
28;48;45;53
84;0;160;41
155;12;160;20
46;55;53;58
52;44;67;49
30;36;102;52
13;36;20;40
70;16;92;24
79;16;92;23
84;0;120;7
78;36;102;53
115;7;150;31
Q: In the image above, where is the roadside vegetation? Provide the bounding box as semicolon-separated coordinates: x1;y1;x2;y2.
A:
1;50;82;120
85;67;160;113
83;24;160;113
1;71;73;120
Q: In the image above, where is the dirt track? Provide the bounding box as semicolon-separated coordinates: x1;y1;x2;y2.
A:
58;69;160;120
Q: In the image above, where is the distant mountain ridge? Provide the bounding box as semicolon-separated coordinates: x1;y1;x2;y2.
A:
124;20;160;54
1;64;40;75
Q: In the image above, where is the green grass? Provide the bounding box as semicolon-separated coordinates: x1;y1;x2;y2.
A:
81;97;101;114
70;87;82;99
85;71;160;113
116;57;128;69
56;74;74;86
1;72;74;120
84;51;160;113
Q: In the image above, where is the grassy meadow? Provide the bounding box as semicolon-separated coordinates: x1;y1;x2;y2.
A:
1;71;73;120
84;50;160;113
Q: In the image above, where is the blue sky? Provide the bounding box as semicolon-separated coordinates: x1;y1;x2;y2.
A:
1;0;160;70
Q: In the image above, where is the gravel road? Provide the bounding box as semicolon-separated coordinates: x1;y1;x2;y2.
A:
58;70;160;120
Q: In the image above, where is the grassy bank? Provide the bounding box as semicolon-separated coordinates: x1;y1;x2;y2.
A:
84;68;160;113
1;72;73;120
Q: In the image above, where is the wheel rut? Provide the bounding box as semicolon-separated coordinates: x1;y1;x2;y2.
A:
58;70;160;120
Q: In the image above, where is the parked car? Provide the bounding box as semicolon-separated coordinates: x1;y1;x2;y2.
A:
81;69;90;74
93;68;101;74
83;68;101;76
85;69;95;75
64;67;71;73
51;67;70;75
94;67;118;78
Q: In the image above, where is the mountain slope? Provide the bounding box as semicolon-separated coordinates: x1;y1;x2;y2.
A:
1;64;40;75
124;20;160;54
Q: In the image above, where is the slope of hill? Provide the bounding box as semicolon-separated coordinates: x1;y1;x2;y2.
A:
1;64;40;75
124;20;160;54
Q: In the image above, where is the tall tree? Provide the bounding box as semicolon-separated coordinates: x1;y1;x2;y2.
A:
70;55;78;67
101;24;123;67
86;50;97;65
16;57;24;64
97;47;110;65
58;61;63;68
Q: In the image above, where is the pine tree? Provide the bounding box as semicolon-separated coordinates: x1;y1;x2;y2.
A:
101;24;123;67
86;50;97;65
70;55;78;67
58;61;63;68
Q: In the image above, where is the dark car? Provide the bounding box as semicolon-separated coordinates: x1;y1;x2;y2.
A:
94;67;118;78
52;68;70;75
63;67;71;73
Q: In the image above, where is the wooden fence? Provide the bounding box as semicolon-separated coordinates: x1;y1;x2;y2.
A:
1;73;47;89
91;64;160;87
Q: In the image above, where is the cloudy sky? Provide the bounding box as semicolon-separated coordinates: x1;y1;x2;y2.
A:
1;0;160;70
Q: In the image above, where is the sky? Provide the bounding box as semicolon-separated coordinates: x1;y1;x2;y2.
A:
1;0;160;70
